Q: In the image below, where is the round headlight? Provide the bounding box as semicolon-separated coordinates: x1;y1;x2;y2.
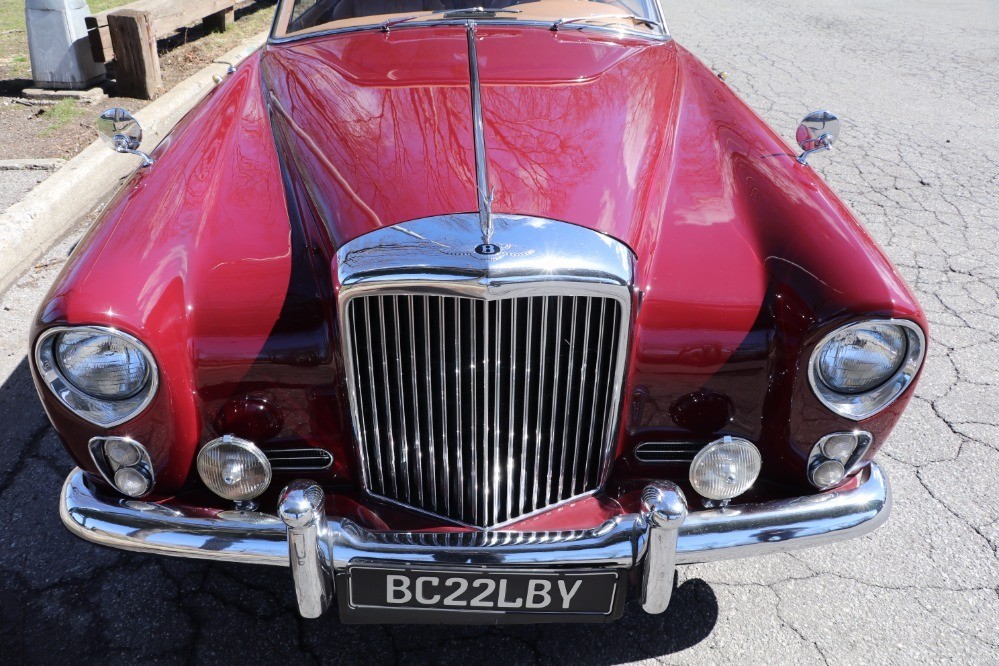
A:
808;319;925;421
689;436;762;501
816;323;906;394
197;435;272;502
56;329;150;400
35;326;159;427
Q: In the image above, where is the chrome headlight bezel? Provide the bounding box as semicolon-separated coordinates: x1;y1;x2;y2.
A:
808;319;925;421
35;325;159;427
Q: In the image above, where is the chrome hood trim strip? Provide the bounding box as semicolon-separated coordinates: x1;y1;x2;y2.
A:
466;22;494;245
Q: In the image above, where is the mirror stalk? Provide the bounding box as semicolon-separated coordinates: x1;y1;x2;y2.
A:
796;136;832;165
114;136;154;167
116;141;154;167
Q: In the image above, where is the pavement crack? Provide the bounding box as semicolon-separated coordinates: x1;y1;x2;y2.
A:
0;421;52;495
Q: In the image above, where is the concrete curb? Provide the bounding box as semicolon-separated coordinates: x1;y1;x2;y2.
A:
0;30;269;296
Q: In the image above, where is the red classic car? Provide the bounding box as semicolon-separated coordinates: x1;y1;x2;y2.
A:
31;0;926;624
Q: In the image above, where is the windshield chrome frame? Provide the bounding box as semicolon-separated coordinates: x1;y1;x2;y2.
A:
268;0;670;44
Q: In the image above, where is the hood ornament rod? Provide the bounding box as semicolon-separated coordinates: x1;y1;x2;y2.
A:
466;21;494;246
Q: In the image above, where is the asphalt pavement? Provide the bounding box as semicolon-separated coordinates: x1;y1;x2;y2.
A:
0;168;51;213
1;1;996;663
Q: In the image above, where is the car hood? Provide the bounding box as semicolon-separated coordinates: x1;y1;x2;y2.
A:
260;26;681;259
260;25;921;456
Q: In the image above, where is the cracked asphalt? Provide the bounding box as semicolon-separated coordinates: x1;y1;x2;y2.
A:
0;169;50;213
1;1;997;663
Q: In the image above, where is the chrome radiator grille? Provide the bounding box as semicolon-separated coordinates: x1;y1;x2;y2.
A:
344;293;624;527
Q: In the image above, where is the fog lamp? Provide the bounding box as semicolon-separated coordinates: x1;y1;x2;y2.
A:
88;436;154;498
114;466;152;497
808;431;873;489
810;459;846;489
820;433;858;461
197;435;272;501
105;438;141;467
689;436;762;501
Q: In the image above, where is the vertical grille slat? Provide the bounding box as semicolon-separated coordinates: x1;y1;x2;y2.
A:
518;301;533;519
505;299;517;523
490;301;500;525
392;297;411;503
469;300;479;524
407;296;424;506
533;297;549;513
421;296;436;509
557;297;579;499
346;293;623;527
544;296;563;506
436;297;449;514
360;299;384;493
583;299;609;485
376;299;398;497
453;299;464;517
569;297;594;495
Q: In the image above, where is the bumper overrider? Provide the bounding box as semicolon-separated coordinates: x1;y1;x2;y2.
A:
60;464;890;623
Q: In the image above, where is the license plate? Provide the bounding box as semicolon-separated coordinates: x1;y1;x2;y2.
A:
344;565;622;622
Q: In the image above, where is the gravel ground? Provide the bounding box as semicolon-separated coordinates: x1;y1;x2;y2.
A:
0;1;996;664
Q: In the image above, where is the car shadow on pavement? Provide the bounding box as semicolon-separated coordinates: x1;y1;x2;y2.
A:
0;355;718;663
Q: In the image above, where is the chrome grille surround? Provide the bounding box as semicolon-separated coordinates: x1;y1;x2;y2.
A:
336;214;634;529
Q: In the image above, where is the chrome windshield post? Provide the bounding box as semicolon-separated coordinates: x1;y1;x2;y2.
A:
278;481;335;618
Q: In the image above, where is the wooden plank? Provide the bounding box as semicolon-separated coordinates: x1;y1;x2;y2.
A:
107;9;161;100
202;7;235;33
126;0;238;37
84;12;114;63
94;0;239;66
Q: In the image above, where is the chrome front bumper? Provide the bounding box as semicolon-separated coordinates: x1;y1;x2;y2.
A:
60;464;891;622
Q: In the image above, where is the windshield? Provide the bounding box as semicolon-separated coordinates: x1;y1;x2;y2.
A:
273;0;666;40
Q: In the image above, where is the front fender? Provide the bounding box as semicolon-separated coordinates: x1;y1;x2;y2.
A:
30;54;296;493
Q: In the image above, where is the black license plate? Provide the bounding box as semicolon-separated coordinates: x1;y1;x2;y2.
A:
344;566;622;622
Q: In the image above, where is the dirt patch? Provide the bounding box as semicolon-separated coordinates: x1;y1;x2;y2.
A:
0;0;276;161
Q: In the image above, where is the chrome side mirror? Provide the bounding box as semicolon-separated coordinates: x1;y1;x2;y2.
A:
97;108;154;167
795;110;840;165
